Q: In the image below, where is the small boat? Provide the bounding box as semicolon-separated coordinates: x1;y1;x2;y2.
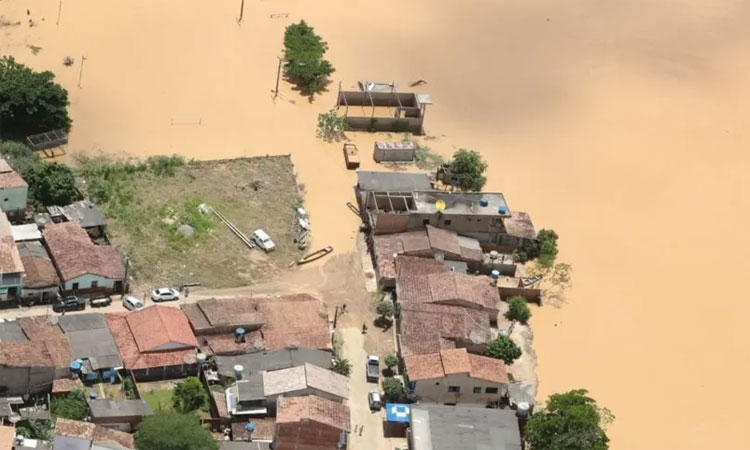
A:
296;246;333;265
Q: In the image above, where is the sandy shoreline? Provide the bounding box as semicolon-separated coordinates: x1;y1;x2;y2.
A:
4;0;750;448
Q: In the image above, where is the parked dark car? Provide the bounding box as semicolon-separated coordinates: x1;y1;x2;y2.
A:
89;297;112;308
53;296;86;313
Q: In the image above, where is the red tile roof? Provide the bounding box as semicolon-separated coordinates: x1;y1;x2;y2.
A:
43;222;124;281
0;213;23;274
403;353;444;381
468;353;509;384
0;159;27;189
52;377;84;394
231;418;276;441
107;307;198;370
399;303;490;341
0;341;53;367
404;348;508;384
398;273;500;312
395;255;445;278
277;395;350;431
439;348;471;375
426;225;462;256
18;316;72;369
55;418;134;449
398;333;456;356
201;330;264;356
212;391;229;419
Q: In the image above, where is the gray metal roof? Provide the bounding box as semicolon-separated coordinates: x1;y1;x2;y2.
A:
58;313;109;332
0;321;28;341
17;241;50;259
410;404;522;450
237;374;266;401
219;442;271;450
88;399;152;418
215;347;332;378
49;200;107;229
356;171;433;192
53;435;91;450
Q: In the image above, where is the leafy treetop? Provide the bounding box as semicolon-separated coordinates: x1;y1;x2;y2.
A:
484;335;522;365
448;149;488;191
172;376;208;413
283;20;335;95
135;411;218;450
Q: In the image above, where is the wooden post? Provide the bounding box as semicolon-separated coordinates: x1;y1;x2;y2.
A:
238;0;245;22
56;0;62;25
77;56;86;88
274;57;284;99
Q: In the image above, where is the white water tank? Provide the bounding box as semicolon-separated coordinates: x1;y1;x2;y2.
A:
233;365;244;380
196;353;207;364
516;402;530;419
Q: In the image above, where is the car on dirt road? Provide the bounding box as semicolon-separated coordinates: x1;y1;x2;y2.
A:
252;229;275;252
366;355;380;382
122;296;145;311
89;297;112;308
151;288;180;302
368;390;382;411
53;296;86;313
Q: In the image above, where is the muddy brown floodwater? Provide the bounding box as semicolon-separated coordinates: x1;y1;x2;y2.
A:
3;0;750;448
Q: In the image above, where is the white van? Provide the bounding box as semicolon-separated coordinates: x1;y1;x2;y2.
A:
122;296;144;311
252;229;275;252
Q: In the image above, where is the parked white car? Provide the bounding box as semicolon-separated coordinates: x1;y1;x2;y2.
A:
368;390;382;411
150;288;180;302
122;296;145;311
252;229;275;252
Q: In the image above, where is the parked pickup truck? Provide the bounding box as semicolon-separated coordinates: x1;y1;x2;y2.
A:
366;355;380;382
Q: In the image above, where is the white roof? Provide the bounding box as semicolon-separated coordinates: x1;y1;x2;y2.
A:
11;224;42;242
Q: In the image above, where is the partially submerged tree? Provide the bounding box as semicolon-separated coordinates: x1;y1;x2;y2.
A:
515;228;559;268
283;20;335;95
135;411;218;450
330;357;352;377
22;161;78;208
316;109;349;142
172;376;208;413
447;149;487;191
506;296;531;324
525;389;614;450
382;377;405;402
0;56;71;140
484;335;522;365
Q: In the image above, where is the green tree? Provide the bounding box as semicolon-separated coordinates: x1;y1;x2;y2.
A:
506;296;531;324
330;357;352;377
172;376;208;413
375;300;395;320
0;56;71;140
382;377;405;402
283;20;335;95
15;420;52;440
384;353;399;370
51;389;88;421
22;161;78;208
485;335;522;365
525;389;614;450
135;411;218;450
0;141;41;174
515;228;559;268
448;149;487;191
316;109;349;142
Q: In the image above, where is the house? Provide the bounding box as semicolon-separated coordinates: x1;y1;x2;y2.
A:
362;189;536;249
397;272;500;320
0;158;28;218
397;302;491;356
47;200;107;238
336;89;432;134
54;418;135;449
0;340;55;396
409;404;521;450
214;347;333;380
106;306;199;381
18;315;73;379
182;294;331;355
58;314;123;380
43;222;125;295
404;348;508;405
371;226;483;288
273;395;350;450
355;171;433;209
0;213;23;302
87;399;153;432
17;241;60;304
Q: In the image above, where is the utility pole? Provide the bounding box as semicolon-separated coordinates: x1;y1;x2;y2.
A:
56;0;62;25
237;0;245;23
274;57;285;99
77;56;86;88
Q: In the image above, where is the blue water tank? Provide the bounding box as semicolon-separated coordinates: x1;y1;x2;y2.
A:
479;198;489;207
498;205;508;214
491;270;500;279
245;422;256;432
235;328;246;343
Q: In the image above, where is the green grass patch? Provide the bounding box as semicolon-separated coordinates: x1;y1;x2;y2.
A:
157;195;216;251
142;389;174;412
412;139;445;170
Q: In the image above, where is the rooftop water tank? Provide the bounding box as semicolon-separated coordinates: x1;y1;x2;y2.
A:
233;365;244;380
491;270;500;279
479;198;489;207
89;391;97;399
234;328;246;343
196;353;207;364
516;402;530;419
489;250;499;260
245;422;256;432
498;205;508;214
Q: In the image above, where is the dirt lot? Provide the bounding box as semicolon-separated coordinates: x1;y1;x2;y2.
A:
102;156;304;291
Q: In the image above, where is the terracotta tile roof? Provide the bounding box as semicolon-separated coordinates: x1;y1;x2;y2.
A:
231;417;276;441
0;340;53;367
399;303;490;341
426;225;462;256
304;363;350;400
18;316;72;369
0;214;23;274
263;330;331;351
0;159;27;189
125;306;198;352
398;273;500;312
107;308;198;370
277;395;350;431
398;333;456;356
55;418;135;449
19;243;59;287
201;330;264;356
395;255;445;278
468;353;509;384
373;231;429;280
503;211;536;240
403;353;444;381
212;391;229;419
52;377;84;394
43;222;125;281
439;348;472;375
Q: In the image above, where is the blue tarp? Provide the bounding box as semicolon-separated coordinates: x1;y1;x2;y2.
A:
385;403;410;423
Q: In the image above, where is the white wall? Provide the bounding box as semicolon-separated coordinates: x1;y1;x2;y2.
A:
411;373;507;405
0;186;28;213
64;273;116;291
